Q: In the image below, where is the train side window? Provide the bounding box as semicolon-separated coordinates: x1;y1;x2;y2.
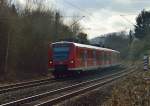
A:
84;50;87;60
112;53;114;62
115;53;117;62
106;53;108;61
93;50;96;65
96;52;99;62
117;53;120;62
98;52;100;61
87;50;90;59
79;49;82;59
108;53;111;62
104;52;106;62
100;52;102;62
77;48;79;59
103;52;105;62
88;50;92;60
80;49;84;63
90;50;92;59
107;52;109;61
102;52;104;62
93;51;96;59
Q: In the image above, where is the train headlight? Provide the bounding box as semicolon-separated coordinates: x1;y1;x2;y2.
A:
70;60;74;64
49;61;53;64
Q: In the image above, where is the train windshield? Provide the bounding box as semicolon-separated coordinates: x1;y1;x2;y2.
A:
53;45;70;61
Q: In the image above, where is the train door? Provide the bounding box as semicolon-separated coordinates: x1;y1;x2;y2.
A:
101;51;104;66
111;52;114;66
109;52;111;65
98;51;102;66
93;51;96;66
84;50;88;68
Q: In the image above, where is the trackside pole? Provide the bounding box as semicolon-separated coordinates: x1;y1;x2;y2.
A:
143;55;149;71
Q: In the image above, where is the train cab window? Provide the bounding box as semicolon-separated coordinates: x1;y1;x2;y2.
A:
52;45;70;61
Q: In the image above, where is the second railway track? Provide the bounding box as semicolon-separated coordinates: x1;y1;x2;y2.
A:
0;78;56;94
1;66;138;106
0;65;127;95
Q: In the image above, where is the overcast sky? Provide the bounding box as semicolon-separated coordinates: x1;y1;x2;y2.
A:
16;0;150;39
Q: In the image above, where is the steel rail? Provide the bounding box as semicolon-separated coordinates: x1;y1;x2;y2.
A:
0;64;125;94
36;67;138;106
1;66;135;106
0;78;55;94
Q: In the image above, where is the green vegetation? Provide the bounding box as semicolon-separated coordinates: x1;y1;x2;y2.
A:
0;0;149;81
129;10;150;60
0;0;88;80
100;10;150;60
135;10;150;40
103;31;129;59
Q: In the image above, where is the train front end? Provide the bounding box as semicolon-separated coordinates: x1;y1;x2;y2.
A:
48;42;75;77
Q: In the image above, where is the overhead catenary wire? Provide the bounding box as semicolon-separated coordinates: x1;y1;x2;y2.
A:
120;15;137;27
62;0;97;20
60;0;103;33
62;0;92;16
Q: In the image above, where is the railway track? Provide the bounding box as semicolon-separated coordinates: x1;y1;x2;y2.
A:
0;78;56;94
1;66;138;106
0;65;126;95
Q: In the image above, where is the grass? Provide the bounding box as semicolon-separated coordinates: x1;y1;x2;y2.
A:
103;68;150;106
0;72;53;86
58;66;150;106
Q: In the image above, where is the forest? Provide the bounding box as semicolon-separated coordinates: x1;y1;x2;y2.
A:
98;9;150;61
0;0;150;80
0;0;88;80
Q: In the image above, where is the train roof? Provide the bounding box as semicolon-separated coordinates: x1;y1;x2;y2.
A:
52;41;120;53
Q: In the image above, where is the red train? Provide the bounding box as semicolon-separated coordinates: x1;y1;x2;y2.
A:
48;41;120;78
